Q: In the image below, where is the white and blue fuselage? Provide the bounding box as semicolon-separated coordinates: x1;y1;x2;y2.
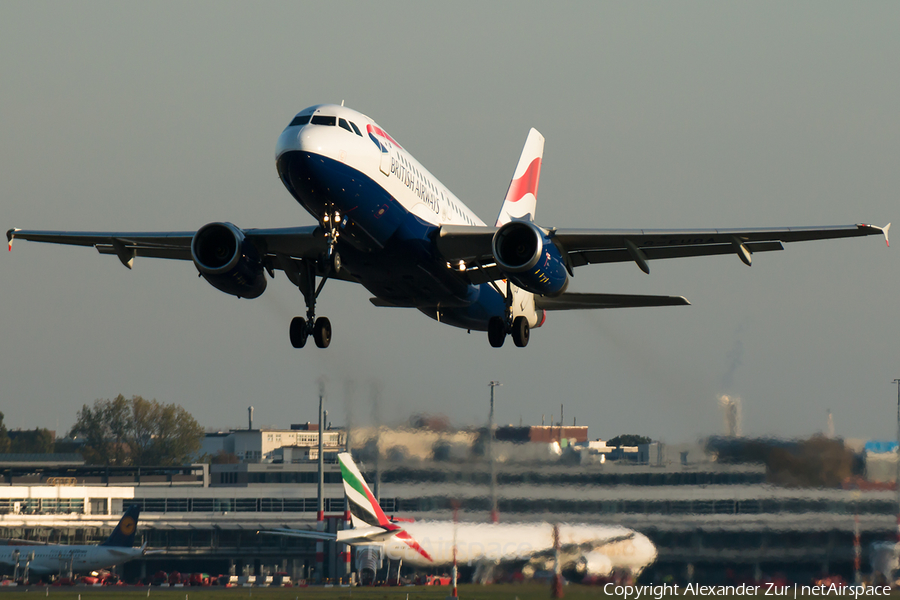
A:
275;104;539;332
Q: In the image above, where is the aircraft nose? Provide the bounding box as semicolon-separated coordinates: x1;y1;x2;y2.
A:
276;125;309;159
635;532;658;565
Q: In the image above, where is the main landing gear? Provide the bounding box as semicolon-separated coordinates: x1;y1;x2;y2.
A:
288;207;342;349
487;281;529;348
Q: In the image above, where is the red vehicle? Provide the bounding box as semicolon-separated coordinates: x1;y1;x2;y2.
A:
189;573;211;586
416;574;451;586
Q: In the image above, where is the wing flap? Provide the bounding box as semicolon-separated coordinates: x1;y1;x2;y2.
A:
96;245;191;261
536;292;690;311
570;240;784;267
436;225;496;260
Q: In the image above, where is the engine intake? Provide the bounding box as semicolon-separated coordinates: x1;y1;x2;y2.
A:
191;222;267;299
492;221;568;296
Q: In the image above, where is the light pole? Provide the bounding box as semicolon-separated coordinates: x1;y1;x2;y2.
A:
489;381;501;523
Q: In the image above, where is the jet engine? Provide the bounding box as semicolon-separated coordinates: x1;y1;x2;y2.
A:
491;221;569;296
355;545;383;586
577;551;613;578
191;222;267;299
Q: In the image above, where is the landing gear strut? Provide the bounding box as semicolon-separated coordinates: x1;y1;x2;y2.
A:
487;281;530;348
288;207;342;349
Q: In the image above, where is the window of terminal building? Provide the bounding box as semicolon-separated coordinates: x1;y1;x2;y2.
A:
325;498;345;512
261;498;282;512
166;498;188;512
192;498;213;512
234;498;258;512
90;498;108;515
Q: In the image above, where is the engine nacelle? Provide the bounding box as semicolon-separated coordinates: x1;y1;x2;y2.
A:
191;222;267;299
577;551;613;577
492;221;569;296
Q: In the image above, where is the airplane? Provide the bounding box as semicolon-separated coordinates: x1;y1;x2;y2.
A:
0;505;145;578
7;103;890;348
265;452;657;583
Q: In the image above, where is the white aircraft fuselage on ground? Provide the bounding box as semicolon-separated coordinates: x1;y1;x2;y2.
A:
0;505;143;577
267;453;657;581
376;520;656;577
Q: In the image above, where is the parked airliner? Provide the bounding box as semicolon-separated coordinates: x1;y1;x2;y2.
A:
7;104;889;348
265;453;656;583
0;505;144;577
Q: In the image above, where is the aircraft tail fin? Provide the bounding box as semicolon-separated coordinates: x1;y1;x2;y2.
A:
337;453;434;562
338;452;391;529
101;504;140;547
496;128;544;226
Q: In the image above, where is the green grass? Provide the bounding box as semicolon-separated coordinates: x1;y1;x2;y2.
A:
0;584;601;600
9;585;900;599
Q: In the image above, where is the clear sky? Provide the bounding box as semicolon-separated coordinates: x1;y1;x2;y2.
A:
2;2;897;444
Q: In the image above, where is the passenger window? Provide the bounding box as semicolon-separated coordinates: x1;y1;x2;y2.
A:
338;118;353;133
289;115;311;127
349;121;362;136
311;115;336;126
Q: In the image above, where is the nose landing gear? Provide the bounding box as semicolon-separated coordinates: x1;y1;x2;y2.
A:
286;208;342;349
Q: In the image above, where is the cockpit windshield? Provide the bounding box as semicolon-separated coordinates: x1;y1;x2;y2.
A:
310;115;336;126
289;114;311;127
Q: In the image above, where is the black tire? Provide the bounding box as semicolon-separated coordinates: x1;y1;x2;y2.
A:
488;317;506;348
332;251;342;274
313;317;332;348
290;317;307;348
511;316;530;347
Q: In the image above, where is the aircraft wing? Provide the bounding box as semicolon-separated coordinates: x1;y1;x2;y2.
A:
259;528;338;541
535;292;689;310
6;226;358;282
437;223;890;279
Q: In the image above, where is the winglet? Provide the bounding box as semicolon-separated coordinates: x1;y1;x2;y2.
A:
860;223;890;247
7;229;19;251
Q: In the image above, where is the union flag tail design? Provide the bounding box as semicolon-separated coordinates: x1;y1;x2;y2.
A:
496;128;544;226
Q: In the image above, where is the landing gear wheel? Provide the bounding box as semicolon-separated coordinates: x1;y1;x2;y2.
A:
488;317;506;348
511;316;530;348
331;251;342;274
313;317;332;348
290;317;308;348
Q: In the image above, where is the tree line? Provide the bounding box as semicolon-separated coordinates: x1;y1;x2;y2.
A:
2;395;204;466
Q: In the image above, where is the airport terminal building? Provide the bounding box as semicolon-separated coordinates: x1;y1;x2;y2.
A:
0;429;898;583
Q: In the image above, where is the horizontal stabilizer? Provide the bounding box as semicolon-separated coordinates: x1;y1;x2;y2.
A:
535;292;690;311
337;525;403;544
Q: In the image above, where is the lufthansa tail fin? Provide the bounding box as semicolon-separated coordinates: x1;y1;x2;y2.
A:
101;504;140;547
496;128;544;226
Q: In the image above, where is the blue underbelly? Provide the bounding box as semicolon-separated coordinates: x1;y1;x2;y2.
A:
277;151;506;327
